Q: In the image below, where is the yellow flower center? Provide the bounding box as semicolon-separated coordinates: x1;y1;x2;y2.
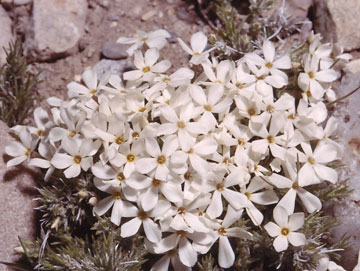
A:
308;71;315;79
178;207;186;215
138;107;146;112
306;90;312;97
177;121;186;129
36;130;45;137
216;183;224;191
266;105;275;114
266;62;273;69
184;171;192;181
218;227;227;236
138;210;148;220
308;156;315;165
73;155;82;164
90;89;97;94
245;192;251;199
203;105;212;111
152;178;161;187
248;108;256;116
127;154;135;162
238;138;246;146
142;66;150;73
117;172;125;181
132;132;140;140
267;135;275;144
115;136;124;145
69;130;76;137
157;155;166;164
236;83;243;89
281;228;290;236
113;194;121;200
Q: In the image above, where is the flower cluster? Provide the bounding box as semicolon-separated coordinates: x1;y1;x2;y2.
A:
5;29;353;270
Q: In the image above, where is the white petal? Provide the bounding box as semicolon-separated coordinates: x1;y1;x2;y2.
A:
206;190;223;219
82;69;98;90
121;217;142;238
93;196;114;216
277;189;297;215
313;164;338;184
151;255;170;271
189;84;207;105
64;164;81;178
141;186;159;211
297;188;322;213
136;158;157;174
288;212;305;231
287;232;306;247
263;40;275;63
51;153;73;169
143;218;161;243
190;32;207;53
145;48;159;67
29;158;51;169
5;142;27;157
227;227;253;239
152;60;171;73
264;222;281;237
6;156;27;167
218;236;235;268
273;235;288;252
273;206;288;227
179;237;197;267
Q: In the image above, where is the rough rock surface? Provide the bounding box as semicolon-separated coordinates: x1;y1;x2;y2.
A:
28;0;88;60
0;6;13;65
101;40;128;60
93;59;134;79
273;0;313;20
330;72;360;269
0;121;38;271
314;0;360;51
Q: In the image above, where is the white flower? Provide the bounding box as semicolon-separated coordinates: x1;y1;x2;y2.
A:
67;69;110;99
5;127;37;167
117;29;170;56
298;141;338;186
124;48;171;82
51;138;99;178
298;54;338;100
177;31;214;65
157;103;206;151
92;178;138;226
207;206;252;268
28;142;56;181
120;200;171;242
264;206;306;252
268;171;322;215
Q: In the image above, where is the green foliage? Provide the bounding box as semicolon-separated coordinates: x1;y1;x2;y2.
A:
35;174;96;233
18;231;147;271
0;39;40;127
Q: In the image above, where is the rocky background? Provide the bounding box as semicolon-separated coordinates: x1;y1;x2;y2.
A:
0;0;360;270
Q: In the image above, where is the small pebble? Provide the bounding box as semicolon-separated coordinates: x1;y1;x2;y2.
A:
107;15;120;21
74;74;82;82
141;10;156;21
101;40;128;60
110;21;118;28
158;11;164;18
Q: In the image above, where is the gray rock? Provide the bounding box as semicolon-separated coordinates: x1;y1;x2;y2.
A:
314;0;360;51
28;0;88;60
0;121;38;270
0;6;13;65
93;59;134;79
14;0;32;5
330;72;360;269
272;0;313;20
101;40;128;60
